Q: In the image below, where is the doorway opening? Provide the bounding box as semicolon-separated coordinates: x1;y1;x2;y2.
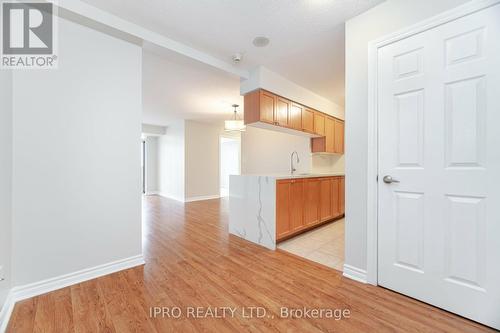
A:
219;136;240;197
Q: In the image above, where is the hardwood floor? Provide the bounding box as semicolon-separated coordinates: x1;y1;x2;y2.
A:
7;196;494;332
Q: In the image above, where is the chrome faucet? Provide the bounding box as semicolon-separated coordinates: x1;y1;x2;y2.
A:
290;151;300;174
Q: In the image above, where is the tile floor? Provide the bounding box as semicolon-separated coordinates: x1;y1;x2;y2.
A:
277;219;344;271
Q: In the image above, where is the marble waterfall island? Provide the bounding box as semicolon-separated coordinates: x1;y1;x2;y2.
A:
228;173;344;250
229;175;277;250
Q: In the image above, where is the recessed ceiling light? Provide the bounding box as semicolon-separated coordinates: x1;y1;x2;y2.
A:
252;36;270;47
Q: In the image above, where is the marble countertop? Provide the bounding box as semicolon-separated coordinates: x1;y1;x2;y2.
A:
235;173;344;180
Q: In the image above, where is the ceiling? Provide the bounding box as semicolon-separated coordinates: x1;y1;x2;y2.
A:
80;0;384;109
142;47;243;126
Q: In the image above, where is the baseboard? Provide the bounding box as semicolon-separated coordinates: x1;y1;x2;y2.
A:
0;291;14;333
343;264;368;284
0;255;144;332
185;195;220;202
13;255;145;302
145;190;159;195
157;192;186;203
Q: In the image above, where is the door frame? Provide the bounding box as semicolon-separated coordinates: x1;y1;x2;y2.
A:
365;0;499;285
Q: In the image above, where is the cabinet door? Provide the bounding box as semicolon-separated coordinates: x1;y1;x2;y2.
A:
275;97;290;127
313;112;325;135
289;103;302;131
339;176;345;215
325;117;335;153
289;180;304;231
334;119;344;154
302;108;314;133
303;178;320;226
260;90;275;124
331;177;341;218
276;180;291;240
320;178;333;222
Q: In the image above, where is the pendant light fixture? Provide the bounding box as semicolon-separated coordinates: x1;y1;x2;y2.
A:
224;104;246;132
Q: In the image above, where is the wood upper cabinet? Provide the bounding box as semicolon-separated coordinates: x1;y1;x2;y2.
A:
244;89;344;155
244;89;275;125
302;108;314;133
275;97;290;127
260;90;276;124
325;117;335;153
334;119;345;154
320;178;333;222
311;118;345;155
289;103;303;131
314;112;325;136
303;178;320;226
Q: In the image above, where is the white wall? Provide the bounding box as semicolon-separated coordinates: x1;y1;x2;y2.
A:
0;70;13;309
145;136;158;193
241;126;311;174
156;120;224;201
157;120;186;201
11;17;142;286
185;121;222;199
344;0;470;272
241;126;345;175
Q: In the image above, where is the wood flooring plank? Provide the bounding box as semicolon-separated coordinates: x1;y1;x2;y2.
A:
53;288;75;333
7;298;37;333
6;196;495;333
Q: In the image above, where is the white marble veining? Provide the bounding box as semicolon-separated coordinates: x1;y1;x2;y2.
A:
229;173;344;250
229;175;276;250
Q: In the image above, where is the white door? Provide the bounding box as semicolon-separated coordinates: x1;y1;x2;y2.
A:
378;4;500;329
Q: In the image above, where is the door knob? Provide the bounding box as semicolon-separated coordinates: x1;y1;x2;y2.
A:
383;175;400;184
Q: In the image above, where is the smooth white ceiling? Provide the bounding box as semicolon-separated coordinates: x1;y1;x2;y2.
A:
80;0;384;108
142;48;243;126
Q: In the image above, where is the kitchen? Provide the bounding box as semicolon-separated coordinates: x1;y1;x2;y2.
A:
229;88;346;271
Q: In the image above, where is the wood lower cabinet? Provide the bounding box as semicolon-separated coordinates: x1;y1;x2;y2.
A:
276;176;345;242
276;180;292;240
320;178;333;222
339;176;345;215
303;178;321;226
276;179;305;240
289;180;304;231
331;177;341;217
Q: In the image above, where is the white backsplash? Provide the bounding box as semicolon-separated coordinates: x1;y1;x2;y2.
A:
312;153;345;174
241;126;345;175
